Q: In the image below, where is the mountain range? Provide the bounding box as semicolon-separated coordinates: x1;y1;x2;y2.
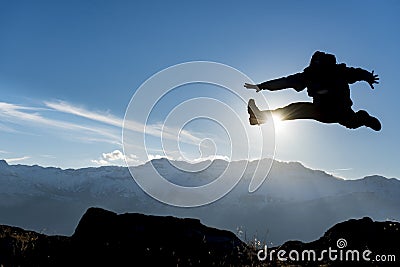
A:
0;158;399;245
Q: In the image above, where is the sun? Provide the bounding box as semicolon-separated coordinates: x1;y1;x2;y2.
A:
272;112;284;132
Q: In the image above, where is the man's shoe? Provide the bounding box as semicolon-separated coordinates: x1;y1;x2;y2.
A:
248;99;266;125
358;110;382;131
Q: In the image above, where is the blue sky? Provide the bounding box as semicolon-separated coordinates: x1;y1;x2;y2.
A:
0;0;399;179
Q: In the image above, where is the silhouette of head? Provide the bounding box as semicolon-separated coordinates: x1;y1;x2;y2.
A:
310;51;336;68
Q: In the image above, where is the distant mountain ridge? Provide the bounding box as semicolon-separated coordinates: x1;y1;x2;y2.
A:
0;158;399;245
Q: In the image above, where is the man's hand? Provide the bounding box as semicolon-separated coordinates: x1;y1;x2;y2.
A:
244;83;261;92
368;70;379;89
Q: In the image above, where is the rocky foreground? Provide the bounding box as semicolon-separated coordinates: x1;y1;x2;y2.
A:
0;207;399;266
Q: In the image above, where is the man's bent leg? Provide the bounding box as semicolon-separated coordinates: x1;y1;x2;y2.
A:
274;102;335;122
248;101;335;125
339;110;381;131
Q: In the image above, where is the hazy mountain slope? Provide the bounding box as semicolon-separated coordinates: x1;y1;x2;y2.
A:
0;159;399;245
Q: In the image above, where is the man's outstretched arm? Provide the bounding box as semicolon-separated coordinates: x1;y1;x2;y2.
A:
244;73;306;92
344;66;380;89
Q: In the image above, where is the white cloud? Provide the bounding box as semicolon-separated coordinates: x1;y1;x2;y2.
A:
191;155;231;162
91;159;110;165
102;150;125;161
92;150;142;166
5;156;31;163
125;154;141;165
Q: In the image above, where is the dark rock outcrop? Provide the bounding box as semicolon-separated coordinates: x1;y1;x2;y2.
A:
70;207;249;266
0;207;250;266
0;225;69;266
265;217;400;266
1;208;399;266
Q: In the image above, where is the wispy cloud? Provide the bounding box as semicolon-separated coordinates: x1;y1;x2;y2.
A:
0;101;121;144
45;100;203;145
44;101;122;127
328;168;354;178
0;100;212;166
0;122;20;134
5;156;31;163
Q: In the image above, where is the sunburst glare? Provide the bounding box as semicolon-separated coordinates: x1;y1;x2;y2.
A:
272;112;284;132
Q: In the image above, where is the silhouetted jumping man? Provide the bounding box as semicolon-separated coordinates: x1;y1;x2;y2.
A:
245;51;381;131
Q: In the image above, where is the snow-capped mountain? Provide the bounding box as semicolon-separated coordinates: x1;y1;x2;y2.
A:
0;159;399;245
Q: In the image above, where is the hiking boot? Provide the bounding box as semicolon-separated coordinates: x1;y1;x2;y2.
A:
248;99;266;125
358;110;382;131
